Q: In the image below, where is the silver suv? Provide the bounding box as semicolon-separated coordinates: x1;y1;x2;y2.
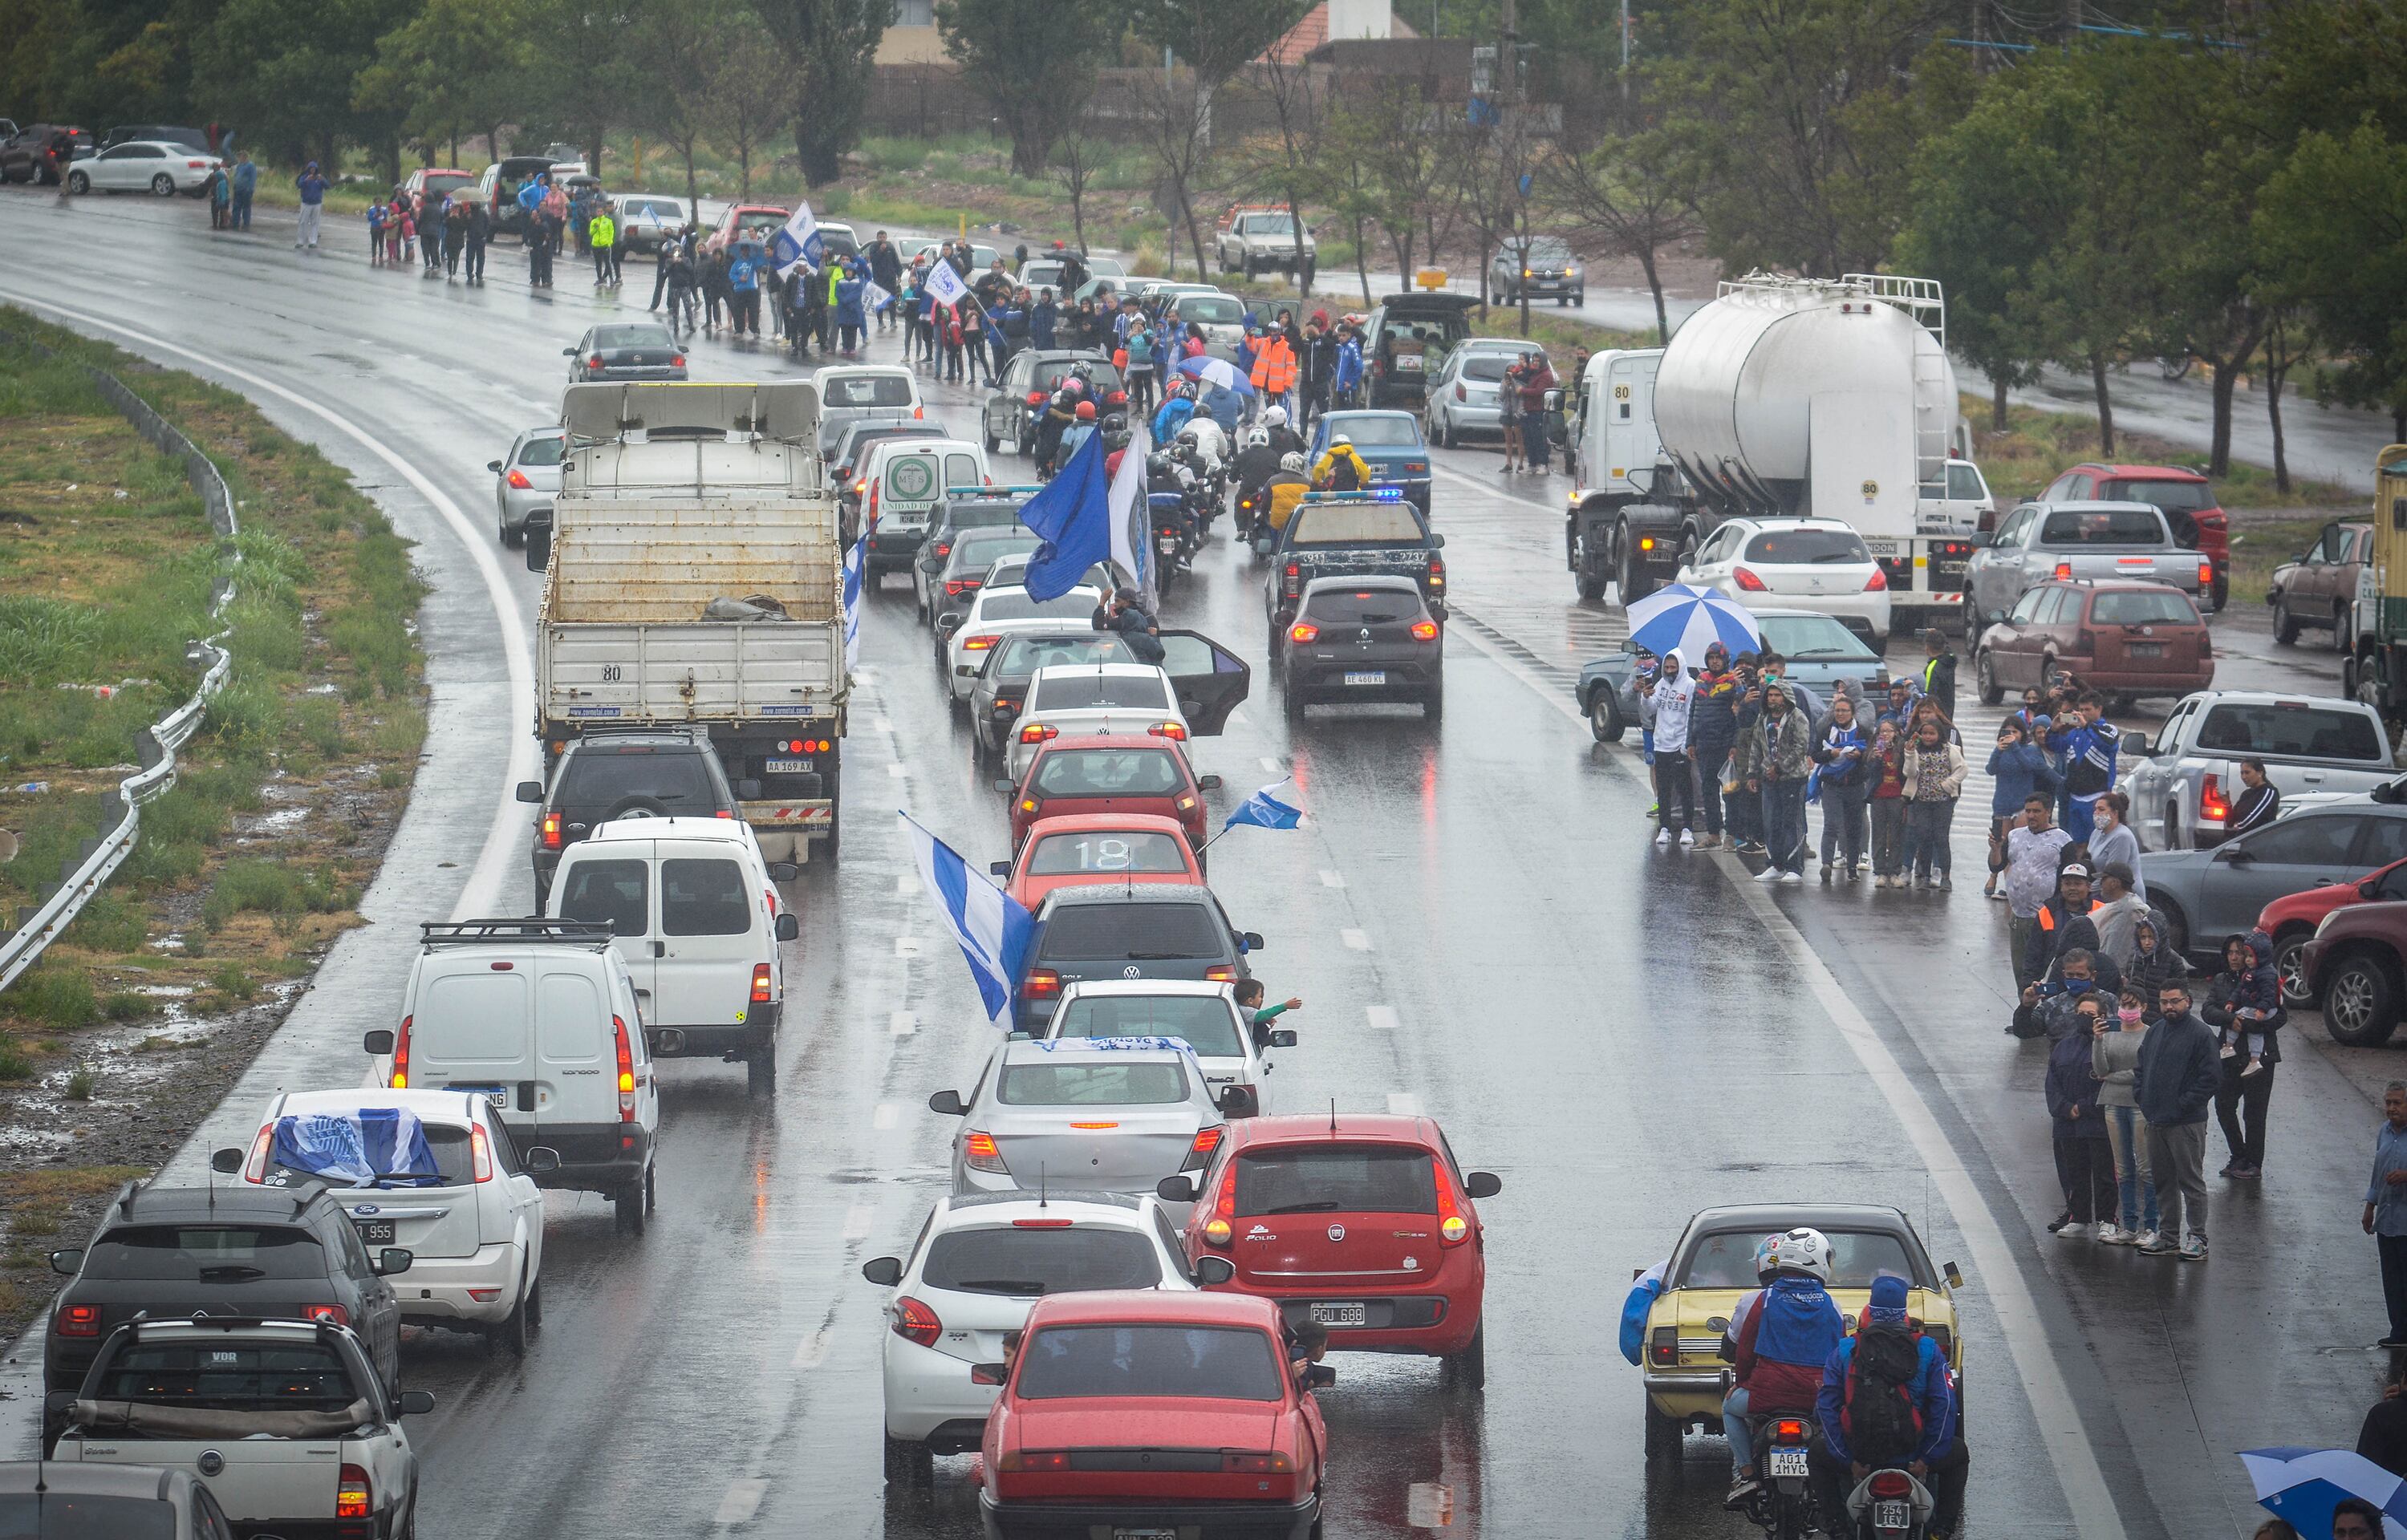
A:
1216;209;1317;279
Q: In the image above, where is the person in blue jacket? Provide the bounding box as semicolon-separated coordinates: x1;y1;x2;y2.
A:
1813;1275;1965;1534
834;261;867;357
1983;716;2060;898
1332;324;1364;408
1202;380;1243;435
1152;381;1198;442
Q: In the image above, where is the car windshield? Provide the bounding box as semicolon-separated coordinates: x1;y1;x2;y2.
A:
1030;673;1171;711
2105;478;2214;513
90;1340;361;1413
594;326;674;350
736;211;785;234
1755;614;1878;662
1089;257;1126;276
2089;590;2198;626
1179;296;1244;324
1744;529;1869;565
1016;1323;1283;1400
1285;505;1423;545
996;1060;1191;1104
1053;995;1242;1056
1330;417;1421;447
0;1493;175;1538
942;500;1028;531
996;635;1122;675
1235;1145;1437;1217
82;1226;328;1282
1037;901;1221;960
1677;1229;1920;1288
976;589;1100;623
1246;214;1297;233
554;748;716;812
827;375;915;407
1515;239;1573;262
1026;830;1190;877
921;1226;1163;1295
2040;509;2164;544
515;434;566;468
1029;748;1186;799
2195;703;2385;761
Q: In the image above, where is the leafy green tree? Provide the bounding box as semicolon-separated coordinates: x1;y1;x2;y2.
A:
193;0;412;168
2256;122;2407;439
757;0;891;186
355;0;529;176
935;0;1115;179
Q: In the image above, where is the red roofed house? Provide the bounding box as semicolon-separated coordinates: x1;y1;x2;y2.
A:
1261;0;1415;65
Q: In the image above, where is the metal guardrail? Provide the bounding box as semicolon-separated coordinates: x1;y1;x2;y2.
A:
0;330;240;994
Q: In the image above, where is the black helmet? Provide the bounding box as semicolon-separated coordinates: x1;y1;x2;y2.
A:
1069;361;1095;383
1147;452;1175;477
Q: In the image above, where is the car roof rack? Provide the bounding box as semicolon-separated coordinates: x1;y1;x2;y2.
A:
420;918;617;947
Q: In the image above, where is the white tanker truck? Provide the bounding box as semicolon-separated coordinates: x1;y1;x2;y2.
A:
1565;272;1995;634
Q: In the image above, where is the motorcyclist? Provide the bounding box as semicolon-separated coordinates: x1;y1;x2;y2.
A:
1231;427;1284;529
1034;377;1083;477
1059;399;1100;463
1153;379;1199;442
1093;586;1167;666
1263;452;1311;540
1260;405;1307;461
1146;451;1199;558
1311;432;1374;493
1723;1228;1845;1509
1812;1274;1963;1537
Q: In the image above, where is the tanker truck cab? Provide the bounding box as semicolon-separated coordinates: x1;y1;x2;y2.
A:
1567;348;1708;603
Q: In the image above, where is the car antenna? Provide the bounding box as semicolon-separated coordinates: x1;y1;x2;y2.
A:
1329;1098;1337;1136
1039;1164;1048;1208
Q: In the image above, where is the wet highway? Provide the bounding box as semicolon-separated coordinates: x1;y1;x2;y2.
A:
0;188;2391;1539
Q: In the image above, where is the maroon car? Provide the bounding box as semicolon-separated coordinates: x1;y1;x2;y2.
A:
1974;579;2214;705
2302;899;2407;1047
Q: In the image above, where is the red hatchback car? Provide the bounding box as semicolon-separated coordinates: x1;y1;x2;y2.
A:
980;1290;1331;1540
1165;1113;1502;1386
1973;579;2214;705
2259;857;2407;1007
2042;463;2230;610
1007;733;1217;854
997;812;1205;911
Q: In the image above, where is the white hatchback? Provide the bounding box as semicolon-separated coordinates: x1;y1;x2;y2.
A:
943;582;1106;703
1041;978;1294;1116
862;1189;1230;1476
1004;663;1191;783
1675;516;1894;646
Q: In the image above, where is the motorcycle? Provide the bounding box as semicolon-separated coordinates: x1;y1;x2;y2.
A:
1844;1468;1933;1540
1743;1412;1823;1540
1148;491;1192;591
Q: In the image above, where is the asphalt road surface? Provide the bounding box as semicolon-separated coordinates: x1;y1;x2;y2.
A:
0;186;2395;1540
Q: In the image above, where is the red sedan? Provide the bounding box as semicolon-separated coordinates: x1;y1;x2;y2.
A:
1007;733;1216;854
1163;1113;1502;1386
2260;857;2407;1007
980;1290;1329;1540
997;813;1204;911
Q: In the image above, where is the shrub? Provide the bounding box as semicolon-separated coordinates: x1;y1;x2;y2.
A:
64;1065;95;1100
0;1035;30;1080
63;892;145;954
1;967;97;1029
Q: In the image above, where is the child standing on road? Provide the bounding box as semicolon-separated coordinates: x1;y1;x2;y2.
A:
366;200;386;265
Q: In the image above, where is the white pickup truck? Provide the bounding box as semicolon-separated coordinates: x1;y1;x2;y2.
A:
527;379;847;862
2122;689;2397;849
51;1316;430;1539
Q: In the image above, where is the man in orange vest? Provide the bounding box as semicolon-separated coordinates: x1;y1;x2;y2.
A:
1250;326;1299;419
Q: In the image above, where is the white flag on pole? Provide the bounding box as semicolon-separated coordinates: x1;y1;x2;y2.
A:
923;257;970;310
769;203;822;278
860;278;894;314
1107;418;1150;604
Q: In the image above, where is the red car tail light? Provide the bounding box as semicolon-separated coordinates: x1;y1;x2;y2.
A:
589;355;606;371
1869;1470;1912;1499
2199;772;2230;824
391;1016;412;1089
1021;723;1059;744
1772;1418;1808;1441
55;1303;100;1337
1288;622;1320;643
892;1295;942;1347
304;1304;350;1327
243;1122;274;1182
1427;557;1445;590
2054;561;2073;580
1454;382;1467;401
944;579;974;598
964;1131;1010;1173
2198;561;2214;587
1183;1125;1224;1168
1433;1162;1471;1246
963;634;1001;651
1013;1218;1074;1229
1204;964;1237;982
751;963;773;1003
1201;1163;1239;1246
1026;390;1047;405
505;468;534;489
336;1464;371;1521
998;1450;1073;1473
1648;1324;1677;1365
1147;722;1187;740
469;1121;493;1182
1283;562;1300;597
614;1015;635;1121
1731;566;1768;592
1222;1450;1294;1473
1864;567;1888;590
1411;620;1439;640
541;810;562;849
1021;967;1061;1000
671;355;685;369
934;540;954;560
1107;390;1127;406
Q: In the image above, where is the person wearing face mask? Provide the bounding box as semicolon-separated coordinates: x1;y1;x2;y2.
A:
2048;992;2117;1238
2091;984;2162;1247
2012;947;2113;1040
1736;679;1815;884
2085;791;2145;902
1812;692;1871;880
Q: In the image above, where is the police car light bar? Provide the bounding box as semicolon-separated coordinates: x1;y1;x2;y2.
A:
1301;488;1406;501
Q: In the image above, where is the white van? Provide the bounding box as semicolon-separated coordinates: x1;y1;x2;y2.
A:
814;364;926;458
365;918;662;1235
546;817;798;1097
862;436;989;577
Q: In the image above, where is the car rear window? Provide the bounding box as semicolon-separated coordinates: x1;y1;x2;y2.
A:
1179;296;1244;324
996;635;1119;675
2088;590;2198;626
1053;995;1242;1057
1302;589;1421;624
977;589;1099;623
515;435;566;468
952;532;1044;574
922;1226;1163;1295
1034;360;1125;393
555;748;716;813
91;1341;360;1412
2196;703;2385;762
556;857;647;936
0;1493;175;1539
2040;509;2164;544
1677;1229;1918;1288
1037;901;1220;960
266;1122;477;1188
1744;529;1869;565
1026;829;1189;877
594;326;673;350
997;1060;1191;1104
420;172;473;199
1017;1323;1283;1400
1332;417;1420;446
1031;673;1171;711
1756;614;1878;662
2104;478;2213;513
944;500;1029;532
660;857;751;936
1459;354;1512;382
826;374;915;407
1234;1145;1436;1218
1030;747;1185;798
1286;505;1424;545
83;1226;328;1281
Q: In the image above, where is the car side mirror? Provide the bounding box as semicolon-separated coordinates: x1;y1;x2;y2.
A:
735;778;763;800
774;913;799;942
49;1248;83;1277
514;780;545;803
44;1390;77;1420
937;611;961;630
929;1089;967;1116
861;1255;903;1287
1268;1029;1297;1048
487;460;504;473
1463;1170;1503;1199
1193;1254;1235;1286
1241;931;1264;951
1432;533;1447;548
1198;774;1224;792
1217;1084;1259;1117
398;1389;436;1416
363;1029;395;1056
2120;732;2149;757
375;1247;414;1276
210;1147;246;1174
1156;1174;1197;1203
1965;532;1991;548
766;861;800;882
562;346;578;356
1305;1364;1337;1389
1543;388;1565;411
1943;1261;1964;1290
2214;845;2252;865
650;1027;686;1055
992;778;1017;794
970;1361;1009;1386
524;1146;561;1173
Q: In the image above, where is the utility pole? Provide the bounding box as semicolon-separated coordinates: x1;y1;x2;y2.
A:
1501;0;1530;337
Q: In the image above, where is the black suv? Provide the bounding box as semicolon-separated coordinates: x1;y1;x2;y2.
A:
517;729;743;903
1014;884;1261;1032
1281;574;1444;722
0;124;90;184
913;487;1037;620
42;1175;411;1451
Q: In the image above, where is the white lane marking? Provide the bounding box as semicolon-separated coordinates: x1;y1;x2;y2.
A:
790;1328;831;1369
895;936;924;957
1260;756;1284;772
896;873;919;896
1340;927;1370;950
1386;1092;1421;1116
1228;707;1251;728
712;1477;768;1526
0;291;539;921
1445;614;2126;1540
1318;869;1346;888
891;1011;918;1037
887;762;908;778
1365;1004;1398;1031
873;1102;899;1129
842;1202;875;1241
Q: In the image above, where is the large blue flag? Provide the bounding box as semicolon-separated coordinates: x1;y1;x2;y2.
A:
899;812;1034;1022
1018;429;1114;602
1223;778;1304;832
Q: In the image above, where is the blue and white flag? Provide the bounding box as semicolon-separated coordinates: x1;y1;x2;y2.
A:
1223;778;1304;832
769;202;823;278
841;534;865;673
923;256;971;310
1108;416;1150;603
1018;429;1113;602
899;812;1035;1022
861;278;895;314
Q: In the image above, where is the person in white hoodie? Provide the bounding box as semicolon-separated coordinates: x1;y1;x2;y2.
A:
1639;650;1698;847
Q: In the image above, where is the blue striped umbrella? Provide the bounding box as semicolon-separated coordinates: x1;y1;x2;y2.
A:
2240;1448;2407;1538
1177;355;1256;395
1624;583;1764;663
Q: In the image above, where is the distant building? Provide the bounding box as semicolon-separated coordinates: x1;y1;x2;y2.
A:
1261;0;1415;66
878;0;945;66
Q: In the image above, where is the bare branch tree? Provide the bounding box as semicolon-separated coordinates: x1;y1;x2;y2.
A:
1539;119;1702;343
1049;112;1101;256
1244;54;1330;298
1134;67;1214;277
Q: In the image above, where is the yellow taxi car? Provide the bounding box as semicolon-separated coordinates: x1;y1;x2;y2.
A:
1637;1203;1966;1461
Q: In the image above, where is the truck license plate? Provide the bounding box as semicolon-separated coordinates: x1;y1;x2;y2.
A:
1344;671;1386;687
1309;1303;1367;1325
1768;1447;1810;1477
1863;538;1900;556
1113;1530;1177;1540
765;758;814;774
353;1220;396;1246
1874;1499;1912;1529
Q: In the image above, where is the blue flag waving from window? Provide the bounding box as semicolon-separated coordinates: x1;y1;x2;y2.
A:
899;811;1034;1022
1017;429;1113;602
1223;778;1304;833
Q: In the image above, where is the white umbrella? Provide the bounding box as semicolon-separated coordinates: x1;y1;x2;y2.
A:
1624;583;1764;663
1177;355;1256;396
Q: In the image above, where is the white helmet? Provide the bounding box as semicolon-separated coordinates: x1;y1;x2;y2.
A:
1244;427;1270;449
1263;406;1288;428
1759;1227;1833;1283
1280;452;1305;472
1330;432;1352;448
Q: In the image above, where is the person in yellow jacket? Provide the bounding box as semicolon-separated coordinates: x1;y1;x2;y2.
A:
588;202;619;288
1264;452;1313;536
1250;327;1299;415
1311;433;1373;493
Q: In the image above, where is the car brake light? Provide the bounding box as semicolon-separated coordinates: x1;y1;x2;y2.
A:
1147;721;1187;740
964;1131;1010;1173
1223;1451;1294;1473
1000;1450;1074;1473
391;1015;411;1088
1202;1163;1238;1246
1283;562;1300;597
243;1122;274;1182
187;159;205;169
1433;1163;1471;1246
892;1295;942;1347
672;355;685;369
868;484;880;525
2198;560;2213;587
2054;561;2072;580
542;810;562;850
304;1303;349;1326
1107;390;1127;406
1865;567;1887;591
854;480;868;495
614;1015;635;1121
945;580;972;597
589;355;605;370
1649;1324;1677;1365
336;1464;371;1522
1455;382;1467;401
1731;566;1768;592
2199;772;2230;824
751;963;773;1003
55;1303;100;1337
1411;620;1439;640
913;405;925;419
963;634;1000;651
1027;390;1047;405
1021;722;1059;744
470;1121;493;1182
505;468;534;489
1205;964;1237;982
1183;1125;1224;1169
1289;622;1320;643
1772;1418;1808;1441
1869;1470;1912;1500
1428;557;1444;590
1021;967;1061;1000
1013;1218;1074;1228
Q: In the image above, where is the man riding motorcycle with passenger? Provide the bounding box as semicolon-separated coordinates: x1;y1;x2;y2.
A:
1724;1229;1846;1510
1152;379;1200;442
1147;450;1200;561
1813;1274;1965;1537
1034;375;1085;477
1230;426;1285;538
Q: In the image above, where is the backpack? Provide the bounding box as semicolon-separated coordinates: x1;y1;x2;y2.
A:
1328;453;1362;492
1841;1327;1925;1467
